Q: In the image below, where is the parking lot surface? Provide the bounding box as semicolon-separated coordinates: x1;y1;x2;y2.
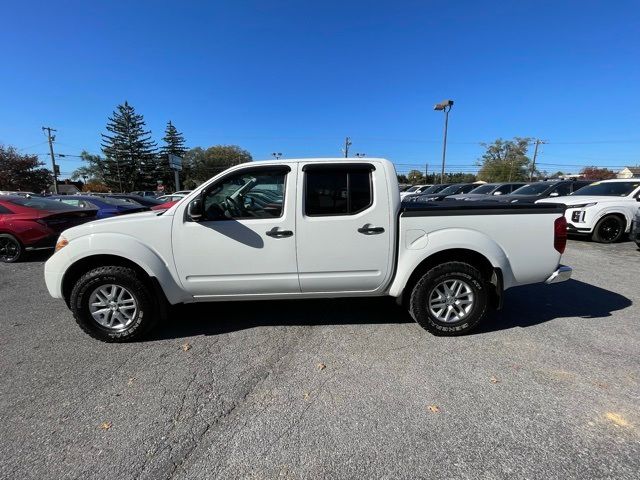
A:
1;240;639;479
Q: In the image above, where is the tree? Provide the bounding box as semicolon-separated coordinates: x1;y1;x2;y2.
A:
158;121;188;191
100;101;158;192
477;137;533;182
397;174;409;183
407;169;425;184
0;145;52;192
580;166;616;180
71;150;107;184
185;145;252;185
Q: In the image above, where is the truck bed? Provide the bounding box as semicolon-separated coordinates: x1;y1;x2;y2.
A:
400;200;566;216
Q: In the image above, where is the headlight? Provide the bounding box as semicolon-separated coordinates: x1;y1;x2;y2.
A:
569;203;597;209
55;236;69;252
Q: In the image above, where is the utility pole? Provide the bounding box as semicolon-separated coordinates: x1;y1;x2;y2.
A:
343;137;352;158
425;163;429;180
42;127;58;194
530;139;545;181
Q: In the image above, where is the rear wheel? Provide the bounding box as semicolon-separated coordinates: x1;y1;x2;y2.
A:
409;262;488;336
592;215;625;243
0;234;23;263
70;266;161;342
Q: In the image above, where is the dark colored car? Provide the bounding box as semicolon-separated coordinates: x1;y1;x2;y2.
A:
50;195;150;219
0;196;97;263
402;184;450;202
88;193;164;208
444;182;526;201
490;180;593;204
410;183;478;202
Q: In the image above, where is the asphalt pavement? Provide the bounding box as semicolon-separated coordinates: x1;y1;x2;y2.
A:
1;239;639;479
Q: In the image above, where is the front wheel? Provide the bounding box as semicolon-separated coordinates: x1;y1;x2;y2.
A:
0;234;23;263
69;266;161;342
409;262;488;336
592;215;625;243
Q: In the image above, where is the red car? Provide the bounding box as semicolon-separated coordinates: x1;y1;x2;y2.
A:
0;196;98;263
151;200;179;211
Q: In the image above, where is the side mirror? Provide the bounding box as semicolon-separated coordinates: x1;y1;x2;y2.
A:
549;192;559;197
187;198;203;221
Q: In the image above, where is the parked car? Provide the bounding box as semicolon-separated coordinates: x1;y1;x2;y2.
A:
50;195;150;219
174;190;193;196
400;185;432;199
0;196;97;263
151;200;179;210
411;183;478;202
633;208;640;248
539;179;640;243
130;191;159;198
0;191;41;197
444;182;526;201
156;194;186;202
402;184;449;202
44;158;571;342
490;180;593;204
90;193;164;208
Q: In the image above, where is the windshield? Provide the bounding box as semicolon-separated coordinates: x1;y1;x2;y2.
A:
572;181;640;197
438;184;464;195
7;197;81;211
405;186;419;193
510;183;552;195
421;184;448;194
468;184;496;194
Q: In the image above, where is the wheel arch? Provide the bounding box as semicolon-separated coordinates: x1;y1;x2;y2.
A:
397;248;503;310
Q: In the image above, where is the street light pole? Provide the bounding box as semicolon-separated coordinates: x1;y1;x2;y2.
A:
272;152;282;160
434;100;454;184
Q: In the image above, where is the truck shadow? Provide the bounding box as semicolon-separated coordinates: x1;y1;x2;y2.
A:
152;279;631;340
477;279;632;334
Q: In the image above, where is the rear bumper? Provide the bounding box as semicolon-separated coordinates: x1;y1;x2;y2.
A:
545;265;573;284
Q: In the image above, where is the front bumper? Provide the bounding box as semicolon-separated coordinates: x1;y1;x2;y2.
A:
545;265;573;284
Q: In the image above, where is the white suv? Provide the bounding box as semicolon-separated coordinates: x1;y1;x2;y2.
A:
539;179;640;243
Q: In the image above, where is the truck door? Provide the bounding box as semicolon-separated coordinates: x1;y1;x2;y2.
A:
295;162;392;293
172;165;299;297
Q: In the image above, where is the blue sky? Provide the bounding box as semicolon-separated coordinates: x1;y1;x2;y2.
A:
1;0;639;177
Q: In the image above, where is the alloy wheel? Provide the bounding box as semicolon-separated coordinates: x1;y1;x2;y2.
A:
428;279;475;323
88;284;138;330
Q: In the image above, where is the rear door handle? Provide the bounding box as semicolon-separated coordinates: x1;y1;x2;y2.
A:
358;224;385;235
266;227;293;238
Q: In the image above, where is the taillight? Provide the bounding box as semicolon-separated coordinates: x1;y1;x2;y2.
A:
554;216;567;254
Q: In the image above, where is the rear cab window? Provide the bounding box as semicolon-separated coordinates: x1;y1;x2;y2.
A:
304;164;374;216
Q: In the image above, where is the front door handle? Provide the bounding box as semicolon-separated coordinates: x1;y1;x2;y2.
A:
358;224;385;235
266;227;293;238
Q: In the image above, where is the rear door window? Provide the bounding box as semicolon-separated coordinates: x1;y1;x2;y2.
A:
305;166;373;216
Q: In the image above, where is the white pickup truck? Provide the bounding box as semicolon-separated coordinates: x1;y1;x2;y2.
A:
44;158;572;342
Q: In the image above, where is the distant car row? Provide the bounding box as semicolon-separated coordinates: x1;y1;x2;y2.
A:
0;191;192;262
401;179;640;244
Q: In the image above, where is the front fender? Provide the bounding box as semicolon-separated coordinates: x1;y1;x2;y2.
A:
388;228;514;297
45;233;189;304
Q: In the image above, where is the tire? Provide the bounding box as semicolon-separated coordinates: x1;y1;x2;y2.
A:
592;215;625;243
69;266;161;342
0;234;23;263
409;261;488;336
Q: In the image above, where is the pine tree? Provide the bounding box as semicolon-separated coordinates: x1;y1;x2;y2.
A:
100;101;158;192
158;121;187;191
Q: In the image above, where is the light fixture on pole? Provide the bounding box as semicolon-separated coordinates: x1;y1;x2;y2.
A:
433;99;454;183
272;152;282;160
355;153;366;158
